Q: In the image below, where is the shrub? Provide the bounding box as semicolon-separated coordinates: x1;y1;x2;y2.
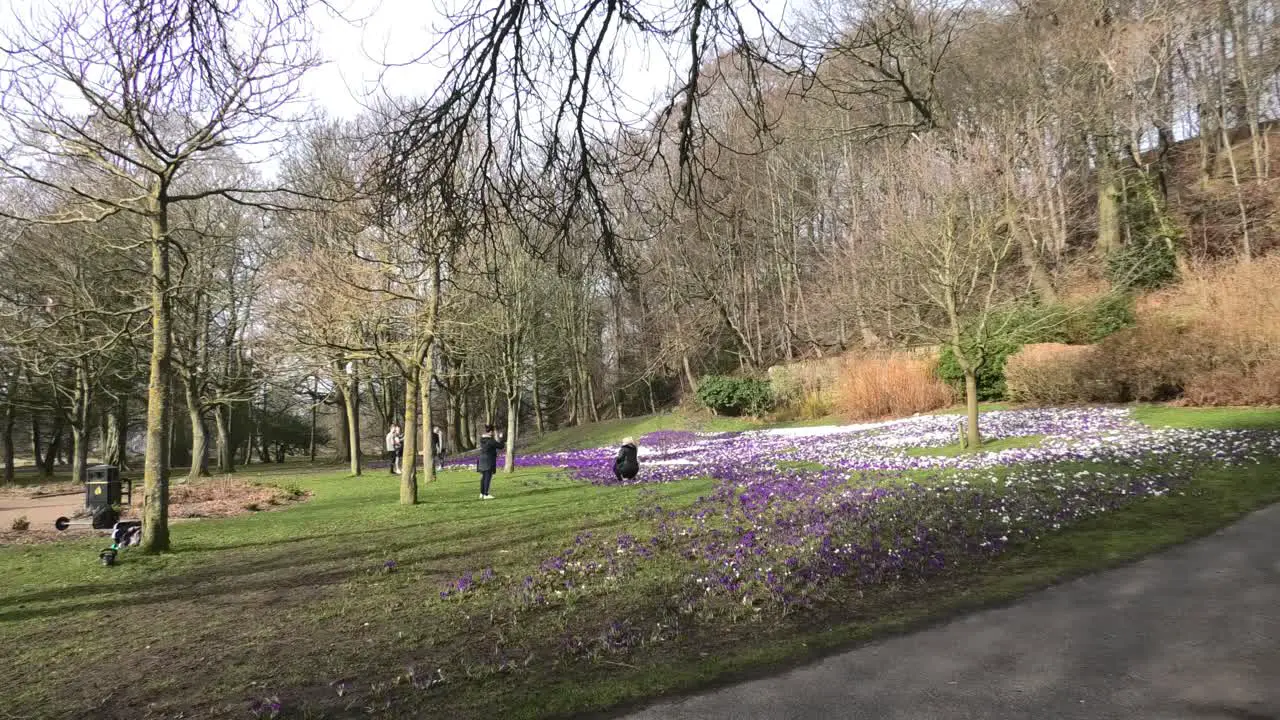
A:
938;295;1137;400
11;515;29;532
1183;359;1280;406
990;257;1280;407
695;375;774;417
768;358;841;420
1057;293;1136;344
1005;344;1097;404
1107;236;1180;291
1146;255;1280;406
1079;314;1198;403
936;337;1019;401
797;390;833;419
835;352;954;420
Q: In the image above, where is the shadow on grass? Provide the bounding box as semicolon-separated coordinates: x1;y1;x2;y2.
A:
0;504;638;624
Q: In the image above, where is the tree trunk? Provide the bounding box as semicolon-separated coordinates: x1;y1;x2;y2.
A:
309;375;318;463
1096;146;1122;257
964;370;981;451
461;396;473;450
2;387;15;485
532;376;545;434
333;366;350;463
682;354;698;394
420;349;436;486
104;401;127;470
400;367;419;504
1220;115;1253;260
484;385;496;426
214;405;234;473
504;390;517;473
586;372;600;423
68;364;92;484
71;425;90;487
256;431;271;464
41;418;62;477
30;416;42;471
141;220;173;553
448;390;462;454
1016;227;1057;304
344;368;361;476
441;385;454;456
185;381;208;481
1222;0;1265;181
116;402;129;471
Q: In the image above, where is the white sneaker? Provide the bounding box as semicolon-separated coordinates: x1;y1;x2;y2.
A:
483;494;495;500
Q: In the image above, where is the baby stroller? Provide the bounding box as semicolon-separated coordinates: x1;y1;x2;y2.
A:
54;507;143;566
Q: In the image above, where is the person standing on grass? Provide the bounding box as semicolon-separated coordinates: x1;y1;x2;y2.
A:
385;424;402;475
476;425;502;499
613;436;639;483
393;426;405;474
432;426;444;471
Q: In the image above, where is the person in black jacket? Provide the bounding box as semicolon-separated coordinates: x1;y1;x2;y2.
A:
476;425;502;500
613;437;639;482
431;426;444;471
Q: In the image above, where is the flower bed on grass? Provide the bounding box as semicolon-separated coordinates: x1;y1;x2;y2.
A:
449;408;1278;484
439;408;1280;638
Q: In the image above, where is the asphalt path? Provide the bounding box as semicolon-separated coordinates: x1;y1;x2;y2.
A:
621;503;1280;720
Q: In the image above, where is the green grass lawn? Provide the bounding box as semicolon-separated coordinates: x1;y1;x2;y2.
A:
906;435;1047;458
928;402;1014;415
1133;404;1280;430
521;411;755;453
1;404;1278;719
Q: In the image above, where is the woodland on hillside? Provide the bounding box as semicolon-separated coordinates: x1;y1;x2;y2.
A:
1;0;1278;546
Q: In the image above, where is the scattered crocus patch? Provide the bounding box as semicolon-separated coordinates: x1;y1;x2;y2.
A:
440;567;495;599
248;696;282;719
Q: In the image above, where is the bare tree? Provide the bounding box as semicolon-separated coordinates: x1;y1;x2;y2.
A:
0;0;318;550
869;135;1025;448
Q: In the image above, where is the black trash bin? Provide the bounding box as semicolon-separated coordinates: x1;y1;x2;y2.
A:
85;465;130;529
86;465;122;507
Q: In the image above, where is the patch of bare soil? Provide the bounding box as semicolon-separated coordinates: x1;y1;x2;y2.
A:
0;477;309;545
0;481;81;499
168;477;309;519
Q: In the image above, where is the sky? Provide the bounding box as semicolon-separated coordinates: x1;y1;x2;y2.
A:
285;0;792;177
300;0;447;120
302;0;739;117
1;0;791;176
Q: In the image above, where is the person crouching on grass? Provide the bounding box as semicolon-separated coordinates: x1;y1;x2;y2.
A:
476;425;503;500
613;437;639;483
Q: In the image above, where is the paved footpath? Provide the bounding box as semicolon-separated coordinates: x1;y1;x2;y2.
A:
621;503;1280;720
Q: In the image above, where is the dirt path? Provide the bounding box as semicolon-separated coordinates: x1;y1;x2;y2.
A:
0;493;84;530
